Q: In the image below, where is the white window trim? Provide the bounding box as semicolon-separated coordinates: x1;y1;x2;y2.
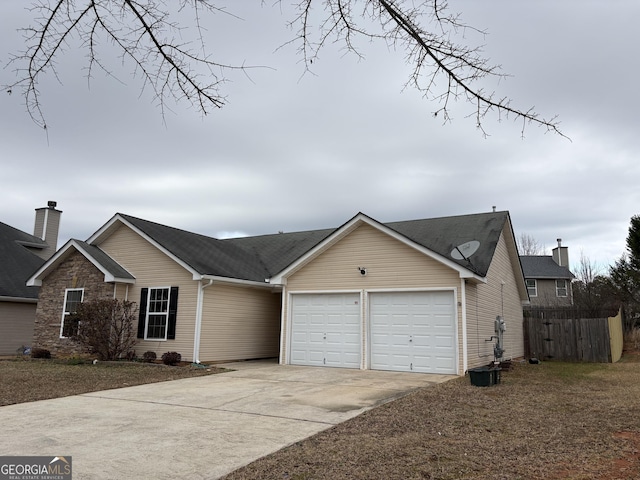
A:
556;279;568;297
526;279;537;297
144;286;171;341
60;288;84;338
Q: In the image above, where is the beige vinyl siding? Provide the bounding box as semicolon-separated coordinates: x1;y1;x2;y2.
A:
466;228;524;370
0;302;37;355
198;283;281;362
282;223;461;367
99;225;199;361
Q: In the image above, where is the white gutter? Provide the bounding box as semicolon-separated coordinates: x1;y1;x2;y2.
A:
200;274;274;288
460;278;468;374
0;296;38;304
278;286;287;365
193;279;214;364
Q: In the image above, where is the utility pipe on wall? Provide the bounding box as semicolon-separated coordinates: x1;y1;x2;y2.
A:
193;279;214;364
461;278;468;374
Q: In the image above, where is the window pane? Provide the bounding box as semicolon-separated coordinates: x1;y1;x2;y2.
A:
65;290;83;314
147;314;167;339
146;288;170;339
62;317;79;337
526;279;537;296
149;288;169;313
556;280;567;297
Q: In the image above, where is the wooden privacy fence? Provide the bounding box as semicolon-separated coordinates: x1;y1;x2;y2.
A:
524;307;623;363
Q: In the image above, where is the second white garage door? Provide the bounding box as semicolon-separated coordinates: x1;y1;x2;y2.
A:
290;293;361;368
369;291;457;374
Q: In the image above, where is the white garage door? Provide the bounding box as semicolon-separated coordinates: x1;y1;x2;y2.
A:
290;293;361;368
370;291;457;374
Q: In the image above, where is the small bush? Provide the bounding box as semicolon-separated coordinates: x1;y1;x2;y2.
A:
124;350;136;361
69;298;138;361
161;351;181;366
142;351;157;363
31;348;51;359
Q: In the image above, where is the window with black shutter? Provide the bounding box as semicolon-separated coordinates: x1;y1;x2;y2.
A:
138;287;179;340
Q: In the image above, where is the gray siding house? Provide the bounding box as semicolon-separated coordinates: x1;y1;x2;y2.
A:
0;202;61;354
520;239;575;307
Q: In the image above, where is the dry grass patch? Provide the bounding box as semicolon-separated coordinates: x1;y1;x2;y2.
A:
0;358;225;406
224;356;640;480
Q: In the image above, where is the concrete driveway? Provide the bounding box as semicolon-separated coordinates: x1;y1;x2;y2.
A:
0;360;455;479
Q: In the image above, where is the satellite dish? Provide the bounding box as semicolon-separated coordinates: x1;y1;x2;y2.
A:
451;240;480;260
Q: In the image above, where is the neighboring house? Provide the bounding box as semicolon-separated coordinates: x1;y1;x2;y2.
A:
0;202;61;355
27;210;528;375
520;239;575;307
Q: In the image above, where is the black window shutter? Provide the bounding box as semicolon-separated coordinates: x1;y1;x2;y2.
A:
137;288;148;339
167;286;179;340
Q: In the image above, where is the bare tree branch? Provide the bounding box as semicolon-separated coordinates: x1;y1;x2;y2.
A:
4;0;566;138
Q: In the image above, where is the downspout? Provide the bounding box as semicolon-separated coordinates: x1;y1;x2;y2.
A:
278;285;287;365
460;278;468;374
193;279;214;364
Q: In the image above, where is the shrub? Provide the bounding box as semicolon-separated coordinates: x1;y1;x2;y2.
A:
161;351;181;366
142;351;157;363
69;298;138;361
31;348;51;359
124;350;136;361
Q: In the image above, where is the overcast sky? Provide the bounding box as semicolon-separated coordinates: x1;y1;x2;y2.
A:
1;1;638;274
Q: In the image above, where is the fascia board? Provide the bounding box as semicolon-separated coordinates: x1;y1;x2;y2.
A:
0;296;38;303
16;240;46;249
200;275;275;289
528;275;575;280
503;216;530;301
27;240;136;286
89;214;201;279
269;212;482;284
27;239;76;286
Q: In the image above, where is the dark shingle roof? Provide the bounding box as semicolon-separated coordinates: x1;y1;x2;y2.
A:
120;214;275;282
74;241;135;281
0;221;46;299
520;256;574;279
116;211;510;281
386;211;509;276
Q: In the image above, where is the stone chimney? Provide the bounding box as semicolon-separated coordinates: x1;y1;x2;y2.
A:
552;238;569;267
33;201;62;260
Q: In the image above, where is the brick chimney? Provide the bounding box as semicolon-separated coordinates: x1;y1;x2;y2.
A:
33;201;62;260
552;238;569;267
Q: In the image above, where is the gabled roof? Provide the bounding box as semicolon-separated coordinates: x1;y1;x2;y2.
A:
0;221;46;301
89;214;276;283
520;256;575;280
27;239;135;287
88;211;512;284
268;211;513;284
32;209;520;289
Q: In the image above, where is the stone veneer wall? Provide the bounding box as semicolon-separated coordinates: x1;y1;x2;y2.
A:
33;250;115;357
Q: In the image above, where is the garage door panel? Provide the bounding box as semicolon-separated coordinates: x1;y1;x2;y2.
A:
412;334;431;346
291;293;361;369
370;291;456;374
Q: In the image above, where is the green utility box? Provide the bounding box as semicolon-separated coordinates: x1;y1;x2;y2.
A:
469;366;501;387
